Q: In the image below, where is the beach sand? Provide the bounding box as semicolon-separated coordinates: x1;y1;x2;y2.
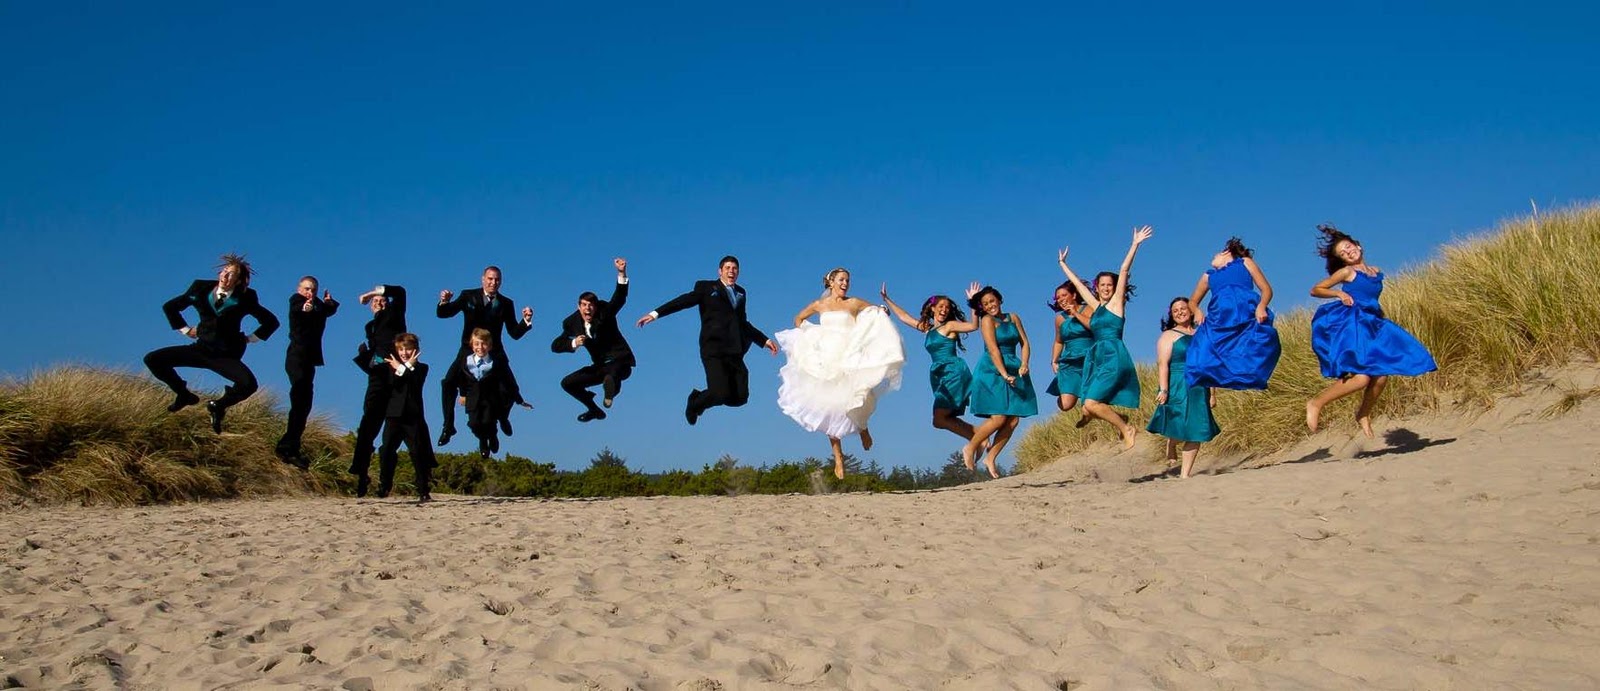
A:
4;402;1599;690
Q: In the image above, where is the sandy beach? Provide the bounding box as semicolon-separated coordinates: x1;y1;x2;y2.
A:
4;400;1599;690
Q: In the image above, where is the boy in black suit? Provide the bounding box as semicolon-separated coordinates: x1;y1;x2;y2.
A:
144;253;281;434
375;332;435;503
436;266;533;445
349;284;406;497
636;255;776;425
455;328;524;457
552;258;636;422
275;275;338;468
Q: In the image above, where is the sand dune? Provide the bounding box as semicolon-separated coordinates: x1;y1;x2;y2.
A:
4;402;1599;689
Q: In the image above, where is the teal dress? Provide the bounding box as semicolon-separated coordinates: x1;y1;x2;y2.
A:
1045;310;1093;398
1147;332;1220;443
924;328;973;413
1079;305;1141;408
968;315;1038;417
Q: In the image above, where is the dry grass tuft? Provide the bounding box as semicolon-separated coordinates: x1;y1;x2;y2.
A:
0;366;349;505
1017;202;1600;472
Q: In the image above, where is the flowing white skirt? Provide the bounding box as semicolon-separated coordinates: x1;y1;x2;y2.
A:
775;308;905;438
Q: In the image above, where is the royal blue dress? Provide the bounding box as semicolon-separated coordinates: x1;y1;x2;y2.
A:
925;328;973;413
1148;333;1221;443
1185;259;1281;390
1079;306;1141;408
1311;271;1438;378
968;315;1038;418
1045;310;1094;399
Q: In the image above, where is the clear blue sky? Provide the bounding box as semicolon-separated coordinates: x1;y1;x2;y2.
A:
3;2;1597;473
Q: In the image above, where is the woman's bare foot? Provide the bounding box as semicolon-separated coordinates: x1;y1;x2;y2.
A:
834;459;845;479
860;428;873;451
1165;439;1179;462
1121;425;1137;450
961;441;977;470
1305;401;1321;432
1075;415;1091;429
1356;415;1374;439
983;456;1000;479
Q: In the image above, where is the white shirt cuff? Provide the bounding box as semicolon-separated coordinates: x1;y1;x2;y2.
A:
617;277;629;285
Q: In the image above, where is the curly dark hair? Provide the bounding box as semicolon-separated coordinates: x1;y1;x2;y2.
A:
1315;224;1360;275
1092;271;1136;302
1048;280;1090;312
1224;236;1253;259
967;285;1003;313
1160;297;1193;331
919;295;967;352
217;252;254;290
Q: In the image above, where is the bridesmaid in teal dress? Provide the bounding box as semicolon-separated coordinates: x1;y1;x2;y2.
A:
1057;226;1153;450
1146;298;1219;478
960;285;1037;478
881;283;981;444
1045;281;1094;422
1307;224;1438;438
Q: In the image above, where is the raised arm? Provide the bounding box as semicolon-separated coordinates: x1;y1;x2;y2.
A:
1057;249;1101;310
880;284;925;331
943;281;984;336
1187;273;1212;326
1311;267;1355;305
1242;256;1274;322
1108;226;1153;314
607;258;629;314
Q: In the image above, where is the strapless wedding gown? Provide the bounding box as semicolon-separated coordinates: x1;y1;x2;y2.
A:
775;308;906;438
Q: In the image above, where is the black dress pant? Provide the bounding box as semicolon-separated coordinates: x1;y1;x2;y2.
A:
378;416;435;495
144;343;258;408
348;372;388;477
560;360;633;409
276;354;316;456
689;353;749;416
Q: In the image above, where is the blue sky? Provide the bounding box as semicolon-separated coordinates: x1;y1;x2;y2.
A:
3;2;1597;473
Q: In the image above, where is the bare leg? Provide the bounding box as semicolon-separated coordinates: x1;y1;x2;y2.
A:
1179;442;1200;478
933;408;977;441
1354;375;1389;438
1306;374;1371;432
979;417;1020;478
859;428;874;451
1084;400;1136;450
962;415;1008;470
829;437;845;479
1165;438;1179;462
1056;394;1079;413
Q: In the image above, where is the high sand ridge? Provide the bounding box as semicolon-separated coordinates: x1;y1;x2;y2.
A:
2;368;1598;690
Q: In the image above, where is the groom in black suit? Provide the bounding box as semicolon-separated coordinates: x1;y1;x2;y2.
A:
637;255;776;425
436;265;533;445
551;258;636;422
275;275;338;468
144;253;281;434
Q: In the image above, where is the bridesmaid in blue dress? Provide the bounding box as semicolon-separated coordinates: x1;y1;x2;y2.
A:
1045;281;1095;423
1185;237;1281;390
960;285;1037;478
881;283;981;445
1057;226;1153;450
1307;224;1438;437
1146;298;1219;478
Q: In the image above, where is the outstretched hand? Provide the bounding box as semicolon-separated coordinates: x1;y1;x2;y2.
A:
1057;247;1069;264
1132;225;1154;245
880;282;890;301
965;281;981;300
765;339;779;356
636;313;656;327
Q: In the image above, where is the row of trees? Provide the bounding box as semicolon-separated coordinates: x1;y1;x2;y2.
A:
356;447;1003;498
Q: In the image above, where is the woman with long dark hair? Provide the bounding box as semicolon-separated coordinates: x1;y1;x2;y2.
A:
1044;280;1094;423
882;283;981;444
1146;297;1218;478
1057;226;1152;450
959;285;1037;478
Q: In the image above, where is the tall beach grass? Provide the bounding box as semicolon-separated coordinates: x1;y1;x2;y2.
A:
0;366;348;505
1015;203;1600;472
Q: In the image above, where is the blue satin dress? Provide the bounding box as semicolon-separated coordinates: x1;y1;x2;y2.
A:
968;315;1038;417
1185;259;1282;390
1079;306;1141;408
1311;271;1438;378
1045;311;1094;399
925;328;973;413
1148;333;1221;443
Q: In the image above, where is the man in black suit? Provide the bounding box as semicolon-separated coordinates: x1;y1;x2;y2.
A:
551;258;636;422
144;253;281;434
275;275;338;468
349;283;406;497
375;332;435;502
436;265;533;445
637;255;777;425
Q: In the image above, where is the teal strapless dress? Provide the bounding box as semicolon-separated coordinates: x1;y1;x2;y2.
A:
925;328;973;413
968;315;1038;417
1147;333;1220;443
1045;311;1093;399
1079;306;1141;408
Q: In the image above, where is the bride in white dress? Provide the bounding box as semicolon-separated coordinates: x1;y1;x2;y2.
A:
776;268;906;479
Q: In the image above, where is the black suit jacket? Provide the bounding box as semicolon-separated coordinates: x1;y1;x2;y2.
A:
162;280;280;358
356;285;407;371
286;294;339;367
437;288;531;356
551;281;635;366
455;355;515;414
652;280;768;357
383;362;431;419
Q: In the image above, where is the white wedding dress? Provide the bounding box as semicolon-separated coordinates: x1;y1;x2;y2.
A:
775;308;906;438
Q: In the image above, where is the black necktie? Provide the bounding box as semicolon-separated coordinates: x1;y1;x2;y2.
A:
213;293;226;310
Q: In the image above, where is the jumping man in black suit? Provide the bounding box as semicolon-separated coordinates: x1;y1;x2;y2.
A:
144;253;281;434
349;283;406;497
637;255;777;425
552;257;636;422
436;266;533;446
275;275;338;468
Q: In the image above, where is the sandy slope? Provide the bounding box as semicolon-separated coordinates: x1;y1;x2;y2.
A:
3;403;1599;690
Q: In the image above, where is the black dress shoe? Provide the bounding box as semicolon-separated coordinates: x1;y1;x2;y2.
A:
376;485;391;499
205;401;225;434
499;417;513;436
437;428;454;446
168;390;200;412
417;493;433;504
355;475;370;498
685;390;700;426
577;408;607;423
479;437;491;458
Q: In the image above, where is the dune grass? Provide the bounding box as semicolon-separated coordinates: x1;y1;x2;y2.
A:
1015;203;1600;472
0;366;349;505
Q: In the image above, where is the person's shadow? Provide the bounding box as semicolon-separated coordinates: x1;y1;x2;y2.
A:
1354;428;1456;459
